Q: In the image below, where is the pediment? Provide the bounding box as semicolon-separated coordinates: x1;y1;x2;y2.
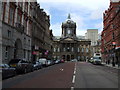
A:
60;37;75;41
64;38;73;41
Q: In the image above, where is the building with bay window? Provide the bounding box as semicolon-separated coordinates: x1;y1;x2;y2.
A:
101;0;120;65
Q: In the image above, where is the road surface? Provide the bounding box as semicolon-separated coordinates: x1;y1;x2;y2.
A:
2;62;118;89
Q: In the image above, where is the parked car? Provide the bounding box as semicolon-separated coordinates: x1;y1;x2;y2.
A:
93;57;102;65
0;64;16;79
38;58;47;67
33;61;42;70
47;60;52;66
55;60;61;64
71;59;77;62
50;60;55;65
60;59;65;63
88;58;94;63
9;59;33;74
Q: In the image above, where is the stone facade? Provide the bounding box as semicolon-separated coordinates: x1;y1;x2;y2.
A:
31;2;53;62
85;29;99;56
1;2;33;63
52;14;91;61
0;1;2;65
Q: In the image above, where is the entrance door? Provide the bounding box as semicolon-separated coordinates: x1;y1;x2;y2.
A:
71;55;74;60
67;55;70;61
14;39;23;59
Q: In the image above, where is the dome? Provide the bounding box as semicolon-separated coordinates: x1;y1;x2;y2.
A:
62;14;76;28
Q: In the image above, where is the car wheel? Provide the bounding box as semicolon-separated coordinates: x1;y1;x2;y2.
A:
14;70;17;76
24;68;27;73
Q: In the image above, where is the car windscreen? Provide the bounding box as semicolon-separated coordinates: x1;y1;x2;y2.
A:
93;57;101;59
9;59;21;64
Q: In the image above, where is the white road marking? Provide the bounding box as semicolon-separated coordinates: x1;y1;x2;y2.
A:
74;67;76;71
74;70;76;75
72;75;75;83
71;87;74;90
60;68;64;71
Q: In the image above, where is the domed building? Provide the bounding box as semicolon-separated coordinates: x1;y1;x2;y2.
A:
61;14;77;38
52;14;91;61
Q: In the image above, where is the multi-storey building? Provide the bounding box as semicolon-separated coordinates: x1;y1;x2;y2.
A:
101;0;120;65
30;2;53;62
1;2;33;63
85;29;99;56
85;29;98;46
0;1;2;64
52;14;91;61
1;1;53;63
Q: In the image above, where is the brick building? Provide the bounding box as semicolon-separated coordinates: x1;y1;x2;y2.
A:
101;0;120;65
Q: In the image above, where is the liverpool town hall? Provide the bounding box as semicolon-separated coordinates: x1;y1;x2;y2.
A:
52;14;91;61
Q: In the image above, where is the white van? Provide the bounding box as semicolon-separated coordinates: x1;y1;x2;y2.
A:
93;56;102;65
38;58;47;67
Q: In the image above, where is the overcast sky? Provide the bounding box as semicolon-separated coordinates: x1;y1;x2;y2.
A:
37;0;110;36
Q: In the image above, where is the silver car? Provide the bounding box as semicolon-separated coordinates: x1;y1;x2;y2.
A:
93;57;102;65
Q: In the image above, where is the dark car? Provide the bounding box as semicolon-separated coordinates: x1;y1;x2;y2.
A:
0;64;16;79
33;61;42;70
9;59;33;74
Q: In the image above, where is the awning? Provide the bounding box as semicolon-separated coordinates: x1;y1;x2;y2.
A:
115;46;120;50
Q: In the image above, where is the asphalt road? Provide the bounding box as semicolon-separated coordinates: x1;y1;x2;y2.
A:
74;62;118;88
2;62;75;88
2;62;119;89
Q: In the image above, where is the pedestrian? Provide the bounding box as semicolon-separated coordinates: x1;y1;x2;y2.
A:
108;59;110;65
112;58;115;67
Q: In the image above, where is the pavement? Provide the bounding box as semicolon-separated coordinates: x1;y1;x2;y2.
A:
102;62;120;69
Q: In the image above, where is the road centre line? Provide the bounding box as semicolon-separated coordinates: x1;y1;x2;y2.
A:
74;70;76;75
72;75;75;83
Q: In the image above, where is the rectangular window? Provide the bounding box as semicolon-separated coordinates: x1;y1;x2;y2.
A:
9;7;14;25
8;30;11;38
53;48;56;52
2;2;6;21
82;48;84;52
78;56;80;60
86;48;88;53
25;2;28;12
57;56;59;59
17;13;21;24
72;47;74;52
5;47;8;59
24;17;27;31
54;56;56;60
58;48;60;52
24;49;26;58
64;47;66;52
78;48;80;52
18;2;23;7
